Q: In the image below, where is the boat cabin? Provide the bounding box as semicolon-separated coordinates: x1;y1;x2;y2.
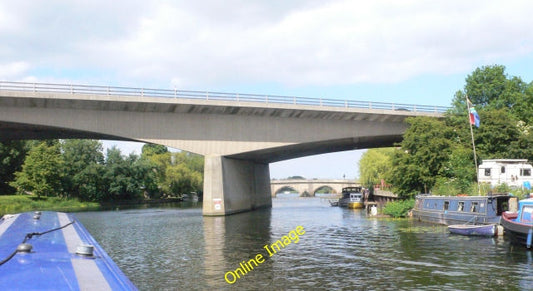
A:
478;159;533;188
516;198;533;224
338;187;364;208
341;187;363;200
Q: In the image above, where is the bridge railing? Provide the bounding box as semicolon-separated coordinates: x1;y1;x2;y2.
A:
0;81;449;113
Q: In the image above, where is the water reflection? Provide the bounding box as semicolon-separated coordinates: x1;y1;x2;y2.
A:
202;209;272;289
76;198;533;290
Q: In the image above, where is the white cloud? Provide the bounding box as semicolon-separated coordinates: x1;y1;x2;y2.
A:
2;0;533;87
0;61;30;79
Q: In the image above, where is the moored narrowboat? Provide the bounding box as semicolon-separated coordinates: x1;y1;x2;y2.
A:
501;198;533;248
412;194;510;225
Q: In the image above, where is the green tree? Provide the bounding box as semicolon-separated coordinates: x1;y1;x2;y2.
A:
0;141;27;194
141;143;169;158
102;147;158;201
464;65;508;107
475;108;520;159
387;117;453;198
10;141;64;198
358;148;394;188
61;139;105;200
164;163;202;197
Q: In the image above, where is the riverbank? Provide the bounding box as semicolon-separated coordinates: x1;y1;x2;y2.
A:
0;195;101;216
0;195;187;217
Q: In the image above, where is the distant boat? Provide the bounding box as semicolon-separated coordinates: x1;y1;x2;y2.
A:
412;194;510;225
501;198;533;248
0;211;137;290
448;224;496;236
329;200;339;207
338;187;364;209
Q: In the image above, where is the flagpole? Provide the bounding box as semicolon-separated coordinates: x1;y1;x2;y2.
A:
466;95;480;195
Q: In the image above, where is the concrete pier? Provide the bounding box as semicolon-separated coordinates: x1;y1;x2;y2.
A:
203;156;272;216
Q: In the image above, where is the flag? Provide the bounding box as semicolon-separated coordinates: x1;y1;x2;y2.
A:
466;96;480;128
469;107;480;128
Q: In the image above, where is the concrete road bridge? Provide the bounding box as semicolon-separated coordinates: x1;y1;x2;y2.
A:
271;179;359;197
0;81;447;216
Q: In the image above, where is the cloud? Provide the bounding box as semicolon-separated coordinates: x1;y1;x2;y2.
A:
2;0;533;87
0;61;30;79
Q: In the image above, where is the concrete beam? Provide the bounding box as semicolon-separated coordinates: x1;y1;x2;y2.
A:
203;156;272;216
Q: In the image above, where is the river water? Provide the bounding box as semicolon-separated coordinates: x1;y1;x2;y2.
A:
76;197;533;290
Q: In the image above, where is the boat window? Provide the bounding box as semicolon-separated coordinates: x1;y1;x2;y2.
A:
501;166;505;174
457;202;464;212
470;202;479;213
520;168;531;176
521;206;533;223
443;201;449;210
484;169;491;176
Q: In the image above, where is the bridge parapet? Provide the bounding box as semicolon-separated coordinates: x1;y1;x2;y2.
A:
0;81;449;114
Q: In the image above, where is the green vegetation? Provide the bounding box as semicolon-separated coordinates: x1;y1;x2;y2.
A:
382;199;415;218
360;64;533;200
0;195;100;216
1;140;204;206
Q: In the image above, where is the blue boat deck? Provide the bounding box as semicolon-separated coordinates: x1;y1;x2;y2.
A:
0;211;137;290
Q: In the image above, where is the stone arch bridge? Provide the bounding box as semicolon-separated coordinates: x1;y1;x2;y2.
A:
271;179;360;197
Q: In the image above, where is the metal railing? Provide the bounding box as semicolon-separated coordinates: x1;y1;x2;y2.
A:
0;81;449;113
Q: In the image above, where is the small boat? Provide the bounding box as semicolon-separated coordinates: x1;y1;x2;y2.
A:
501;198;533;248
0;211;137;290
329;200;339;206
412;194;510;225
448;224;496;236
338;187;364;209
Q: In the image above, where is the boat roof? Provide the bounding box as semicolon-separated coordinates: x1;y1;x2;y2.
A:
0;211;137;290
518;198;533;206
416;194;509;200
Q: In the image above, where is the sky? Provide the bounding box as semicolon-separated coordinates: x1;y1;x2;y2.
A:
2;0;533;179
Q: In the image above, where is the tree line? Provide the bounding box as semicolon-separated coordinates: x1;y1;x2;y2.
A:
0;140;203;202
359;65;533;199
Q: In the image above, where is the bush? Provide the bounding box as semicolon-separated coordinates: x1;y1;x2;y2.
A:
383;199;415;218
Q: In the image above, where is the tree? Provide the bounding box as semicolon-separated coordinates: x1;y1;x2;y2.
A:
161;152;203;197
0;141;27;194
464;65;508;107
358;148;394;188
61;139;105;200
141;143;168;158
475;108;520;160
387;117;453;198
102;148;146;201
100;147;160;201
10;141;64;198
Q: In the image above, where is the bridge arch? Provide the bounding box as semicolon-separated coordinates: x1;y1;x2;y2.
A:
313;185;337;196
273;186;299;197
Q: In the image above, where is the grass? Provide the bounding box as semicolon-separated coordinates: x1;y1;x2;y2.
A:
382;199;415;218
0;195;101;217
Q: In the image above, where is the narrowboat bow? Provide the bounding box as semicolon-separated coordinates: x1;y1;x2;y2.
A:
501;198;533;248
0;211;137;290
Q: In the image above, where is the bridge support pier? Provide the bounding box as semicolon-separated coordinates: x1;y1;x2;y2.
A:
202;156;272;216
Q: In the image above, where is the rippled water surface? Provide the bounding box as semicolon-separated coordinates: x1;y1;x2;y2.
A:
76;198;533;290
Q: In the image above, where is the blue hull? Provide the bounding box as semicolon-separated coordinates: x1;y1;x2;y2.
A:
0;211;137;290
